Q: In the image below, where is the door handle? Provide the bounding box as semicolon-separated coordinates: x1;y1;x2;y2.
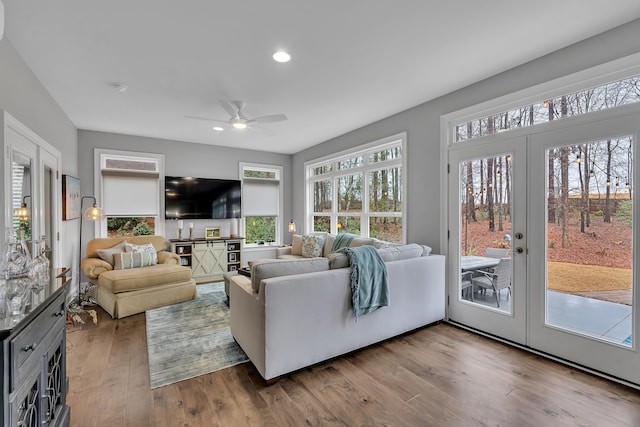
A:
515;247;524;254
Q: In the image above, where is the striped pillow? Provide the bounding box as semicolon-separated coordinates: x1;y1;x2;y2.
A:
114;252;156;270
124;242;158;264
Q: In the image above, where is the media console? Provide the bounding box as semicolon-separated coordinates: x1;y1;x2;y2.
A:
170;238;243;283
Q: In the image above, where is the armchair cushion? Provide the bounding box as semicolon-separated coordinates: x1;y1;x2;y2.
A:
96;241;127;266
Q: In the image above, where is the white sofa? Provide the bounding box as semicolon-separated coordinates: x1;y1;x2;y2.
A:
229;244;445;382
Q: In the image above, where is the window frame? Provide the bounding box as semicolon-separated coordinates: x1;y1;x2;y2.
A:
305;132;407;243
239;162;284;247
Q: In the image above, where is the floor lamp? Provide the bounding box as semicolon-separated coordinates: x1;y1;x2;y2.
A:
78;196;103;306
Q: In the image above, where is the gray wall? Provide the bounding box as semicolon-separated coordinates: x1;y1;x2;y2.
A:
0;38;79;280
291;19;640;254
77;130;292;243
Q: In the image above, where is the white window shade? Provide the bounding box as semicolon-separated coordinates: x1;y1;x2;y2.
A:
103;175;159;216
243;179;279;216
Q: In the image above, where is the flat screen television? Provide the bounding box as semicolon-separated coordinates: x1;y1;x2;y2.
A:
165;176;241;219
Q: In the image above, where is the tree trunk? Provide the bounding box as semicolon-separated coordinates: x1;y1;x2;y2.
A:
487;157;495;232
466;161;476;222
547;100;556;223
604;139;613;223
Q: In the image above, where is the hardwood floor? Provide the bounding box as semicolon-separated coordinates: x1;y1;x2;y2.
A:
66;306;640;426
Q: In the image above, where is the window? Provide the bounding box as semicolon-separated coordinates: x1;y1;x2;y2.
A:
306;133;405;243
455;74;640;142
95;150;163;237
240;163;283;245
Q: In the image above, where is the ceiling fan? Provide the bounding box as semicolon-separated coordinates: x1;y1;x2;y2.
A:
186;100;287;130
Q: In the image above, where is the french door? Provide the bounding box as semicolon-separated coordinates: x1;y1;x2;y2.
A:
448;112;639;385
447;136;528;344
528;113;638;384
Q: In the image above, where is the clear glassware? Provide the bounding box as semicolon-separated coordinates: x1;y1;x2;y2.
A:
4;228;31;277
29;240;50;294
2;228;33;324
5;275;29;324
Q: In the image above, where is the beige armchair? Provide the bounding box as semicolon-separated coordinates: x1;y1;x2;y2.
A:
81;235;196;318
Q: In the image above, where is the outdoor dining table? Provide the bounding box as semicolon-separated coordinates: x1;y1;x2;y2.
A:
460;255;500;271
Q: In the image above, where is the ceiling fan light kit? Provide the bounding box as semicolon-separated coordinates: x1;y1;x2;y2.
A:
231;120;248;129
186;99;287;132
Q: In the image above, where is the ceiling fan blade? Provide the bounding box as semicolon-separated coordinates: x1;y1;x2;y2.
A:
184;115;228;124
219;100;239;118
252;113;287;123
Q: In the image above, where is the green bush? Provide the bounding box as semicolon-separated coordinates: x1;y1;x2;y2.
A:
133;221;153;236
616;200;633;227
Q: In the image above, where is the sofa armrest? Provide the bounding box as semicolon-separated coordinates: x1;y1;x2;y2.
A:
275;246;292;257
81;257;112;279
157;251;179;265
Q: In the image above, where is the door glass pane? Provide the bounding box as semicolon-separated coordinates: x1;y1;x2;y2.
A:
545;137;633;346
459;154;513;314
12;151;32;239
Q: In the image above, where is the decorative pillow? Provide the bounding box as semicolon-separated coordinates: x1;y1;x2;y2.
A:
125;242;158;264
114;252;156;270
96;241;127;266
291;235;303;256
301;235;324;258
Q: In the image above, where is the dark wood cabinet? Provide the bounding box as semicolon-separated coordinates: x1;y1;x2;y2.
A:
1;269;71;427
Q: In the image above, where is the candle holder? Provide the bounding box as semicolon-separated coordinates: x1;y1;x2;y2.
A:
178;228;183;240
189;228;193;240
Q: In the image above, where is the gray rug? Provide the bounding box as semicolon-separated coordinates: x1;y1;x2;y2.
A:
146;282;248;389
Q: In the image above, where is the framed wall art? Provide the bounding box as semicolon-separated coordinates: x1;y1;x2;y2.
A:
62;174;81;220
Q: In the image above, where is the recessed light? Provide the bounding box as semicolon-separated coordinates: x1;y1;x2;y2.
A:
272;51;291;63
212;126;224;132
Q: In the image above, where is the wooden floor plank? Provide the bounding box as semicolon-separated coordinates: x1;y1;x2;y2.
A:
66;306;640;426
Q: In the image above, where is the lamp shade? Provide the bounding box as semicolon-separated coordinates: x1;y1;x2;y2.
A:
83;204;104;221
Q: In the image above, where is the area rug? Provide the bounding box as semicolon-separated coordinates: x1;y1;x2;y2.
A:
146;282;248;388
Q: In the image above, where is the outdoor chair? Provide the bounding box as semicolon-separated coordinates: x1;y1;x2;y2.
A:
461;271;474;301
471;257;512;307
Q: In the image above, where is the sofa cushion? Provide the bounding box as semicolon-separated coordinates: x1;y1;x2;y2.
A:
251;257;329;293
420;245;432;256
98;264;192;293
96;241;127;266
301;235;325;258
114;252;156;270
327;252;350;269
125;242;158;264
377;243;424;262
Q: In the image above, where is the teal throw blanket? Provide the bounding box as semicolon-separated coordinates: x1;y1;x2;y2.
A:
342;245;389;318
331;233;357;253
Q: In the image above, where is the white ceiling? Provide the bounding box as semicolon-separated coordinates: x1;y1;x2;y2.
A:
5;1;640;154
